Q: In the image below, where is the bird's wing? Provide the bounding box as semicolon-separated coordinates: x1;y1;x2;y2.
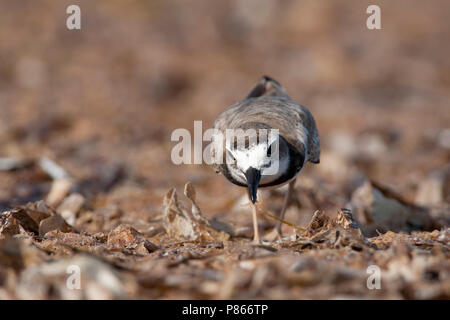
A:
212;76;320;165
299;104;320;164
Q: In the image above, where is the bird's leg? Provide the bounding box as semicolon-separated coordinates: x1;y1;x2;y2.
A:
275;179;296;236
251;202;260;244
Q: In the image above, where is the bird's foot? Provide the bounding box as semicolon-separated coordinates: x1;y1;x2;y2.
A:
251;236;276;249
252;237;262;245
263;227;283;242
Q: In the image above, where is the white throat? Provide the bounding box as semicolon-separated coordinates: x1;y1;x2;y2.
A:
226;144;290;186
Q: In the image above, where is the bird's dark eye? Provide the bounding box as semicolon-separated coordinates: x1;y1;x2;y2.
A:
267;144;272;157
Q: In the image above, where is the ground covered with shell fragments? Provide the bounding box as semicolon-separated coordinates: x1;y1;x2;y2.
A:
0;176;448;299
0;1;449;299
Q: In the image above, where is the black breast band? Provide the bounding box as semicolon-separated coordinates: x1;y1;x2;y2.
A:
220;140;305;188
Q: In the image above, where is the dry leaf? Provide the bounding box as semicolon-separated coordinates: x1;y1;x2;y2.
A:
107;224;159;254
162;183;230;242
350;180;437;237
39;215;73;237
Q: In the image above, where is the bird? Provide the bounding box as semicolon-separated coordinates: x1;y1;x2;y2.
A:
210;76;320;243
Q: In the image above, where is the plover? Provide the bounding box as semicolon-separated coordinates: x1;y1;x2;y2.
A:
210;76;320;243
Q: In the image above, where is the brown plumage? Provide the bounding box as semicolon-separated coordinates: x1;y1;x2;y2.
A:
210;76;320;242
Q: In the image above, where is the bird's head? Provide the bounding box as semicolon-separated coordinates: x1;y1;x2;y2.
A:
225;128;289;203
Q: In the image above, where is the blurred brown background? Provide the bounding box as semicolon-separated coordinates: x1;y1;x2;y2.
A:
0;0;449;223
1;0;450;301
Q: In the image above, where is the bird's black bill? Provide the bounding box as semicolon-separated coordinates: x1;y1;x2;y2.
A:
245;167;261;204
